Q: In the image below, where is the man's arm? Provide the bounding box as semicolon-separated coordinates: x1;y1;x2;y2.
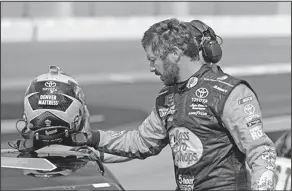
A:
88;106;169;160
221;84;277;190
101;152;133;163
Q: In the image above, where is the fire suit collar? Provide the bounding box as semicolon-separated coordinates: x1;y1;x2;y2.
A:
176;64;212;93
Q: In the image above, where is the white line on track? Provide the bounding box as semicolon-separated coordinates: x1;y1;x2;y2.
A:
1;63;291;90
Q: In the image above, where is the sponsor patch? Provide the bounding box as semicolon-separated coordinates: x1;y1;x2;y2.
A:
188;111;208;116
244;104;255;115
245;114;261;122
164;94;174;107
195;88;209;98
178;174;195;191
169;127;203;168
213;85;228;94
257;146;277;189
261;145;277;169
45;129;58;136
238;96;253;105
42;81;58;93
257;170;276;190
189;103;207;110
38;94;59;105
249;126;263;140
186;77;198;89
159;105;175;118
44;81;56;88
45;119;52;127
191;97;208;104
247;118;262;127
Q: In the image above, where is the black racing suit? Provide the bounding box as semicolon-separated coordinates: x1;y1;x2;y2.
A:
92;64;277;190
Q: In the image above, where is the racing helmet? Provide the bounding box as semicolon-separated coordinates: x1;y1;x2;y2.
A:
20;66;86;144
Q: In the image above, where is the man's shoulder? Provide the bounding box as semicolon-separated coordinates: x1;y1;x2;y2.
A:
199;73;235;96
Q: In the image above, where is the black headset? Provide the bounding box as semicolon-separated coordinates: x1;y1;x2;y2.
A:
188;20;223;64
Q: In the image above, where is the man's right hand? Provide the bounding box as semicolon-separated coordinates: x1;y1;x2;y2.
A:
70;105;100;148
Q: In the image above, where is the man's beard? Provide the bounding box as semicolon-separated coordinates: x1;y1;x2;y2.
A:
160;61;179;86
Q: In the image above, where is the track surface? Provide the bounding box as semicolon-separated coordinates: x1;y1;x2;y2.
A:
1;38;291;190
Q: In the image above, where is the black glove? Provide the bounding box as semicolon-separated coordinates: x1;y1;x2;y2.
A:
70;132;90;146
70;106;100;148
8;139;36;153
70;130;100;148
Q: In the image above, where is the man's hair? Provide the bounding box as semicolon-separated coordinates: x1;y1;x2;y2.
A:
141;18;199;60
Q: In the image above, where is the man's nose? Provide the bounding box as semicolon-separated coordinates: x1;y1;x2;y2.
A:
149;62;155;72
149;66;156;72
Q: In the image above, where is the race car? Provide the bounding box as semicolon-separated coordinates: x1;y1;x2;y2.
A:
1;144;125;190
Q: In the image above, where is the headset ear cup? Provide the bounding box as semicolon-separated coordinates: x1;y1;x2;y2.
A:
201;45;210;63
201;40;211;63
202;40;222;63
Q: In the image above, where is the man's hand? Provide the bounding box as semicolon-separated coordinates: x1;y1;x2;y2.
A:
8;139;35;153
70;105;100;148
70;132;90;146
70;105;91;146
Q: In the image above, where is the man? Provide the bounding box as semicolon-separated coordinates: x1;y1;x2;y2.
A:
10;65;130;164
80;18;277;190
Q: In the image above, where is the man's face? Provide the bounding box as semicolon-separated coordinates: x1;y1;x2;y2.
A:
145;45;179;86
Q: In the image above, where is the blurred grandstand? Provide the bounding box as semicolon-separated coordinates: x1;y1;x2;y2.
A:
1;2;291;18
1;1;291;190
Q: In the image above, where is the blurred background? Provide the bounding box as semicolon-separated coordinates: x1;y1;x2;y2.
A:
1;1;291;17
1;1;291;190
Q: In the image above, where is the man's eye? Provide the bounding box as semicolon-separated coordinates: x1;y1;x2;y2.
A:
148;57;156;62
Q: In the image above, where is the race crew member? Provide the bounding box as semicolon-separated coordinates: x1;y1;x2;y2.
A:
81;19;277;190
11;65;131;164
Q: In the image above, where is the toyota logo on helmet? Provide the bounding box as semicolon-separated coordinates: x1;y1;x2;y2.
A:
45;81;56;88
244;104;255;115
195;88;209;98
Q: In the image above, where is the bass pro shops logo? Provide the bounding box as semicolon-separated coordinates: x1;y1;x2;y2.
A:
169;127;203;168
